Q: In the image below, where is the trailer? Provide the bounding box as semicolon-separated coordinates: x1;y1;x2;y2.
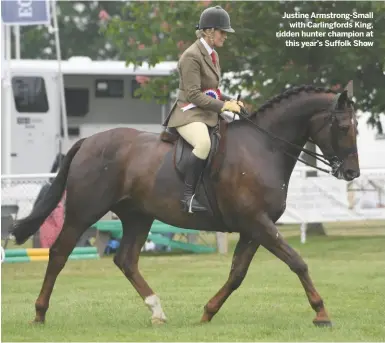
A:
1;57;177;174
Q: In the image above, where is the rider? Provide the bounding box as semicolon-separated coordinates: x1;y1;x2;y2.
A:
163;5;243;213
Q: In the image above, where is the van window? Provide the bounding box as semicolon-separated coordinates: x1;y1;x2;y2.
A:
12;76;49;113
65;88;89;117
95;79;124;98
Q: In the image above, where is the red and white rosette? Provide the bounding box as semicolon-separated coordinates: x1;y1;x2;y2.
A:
181;88;221;112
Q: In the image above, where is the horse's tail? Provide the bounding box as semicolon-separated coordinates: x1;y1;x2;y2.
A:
11;138;86;245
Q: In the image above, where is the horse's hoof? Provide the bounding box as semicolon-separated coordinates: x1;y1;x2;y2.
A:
313;319;332;328
200;315;211;323
151;317;166;325
29;319;44;325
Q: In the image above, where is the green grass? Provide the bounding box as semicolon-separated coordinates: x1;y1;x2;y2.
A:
2;229;385;342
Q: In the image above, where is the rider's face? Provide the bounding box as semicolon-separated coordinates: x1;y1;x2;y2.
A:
213;30;227;47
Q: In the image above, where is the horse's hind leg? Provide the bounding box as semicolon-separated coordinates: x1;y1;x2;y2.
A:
257;213;332;327
201;233;260;323
113;210;167;325
33;218;89;323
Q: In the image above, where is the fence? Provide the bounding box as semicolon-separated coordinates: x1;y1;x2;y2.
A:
1;168;385;244
1;173;55;220
277;167;385;242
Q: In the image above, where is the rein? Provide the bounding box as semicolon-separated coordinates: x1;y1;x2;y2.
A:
234;106;340;175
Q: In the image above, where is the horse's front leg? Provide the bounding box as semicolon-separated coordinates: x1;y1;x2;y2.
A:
257;213;332;327
201;233;260;322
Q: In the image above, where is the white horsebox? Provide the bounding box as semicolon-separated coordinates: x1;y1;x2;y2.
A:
1;56;177;175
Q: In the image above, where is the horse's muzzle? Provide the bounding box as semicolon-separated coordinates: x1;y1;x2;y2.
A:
343;169;360;181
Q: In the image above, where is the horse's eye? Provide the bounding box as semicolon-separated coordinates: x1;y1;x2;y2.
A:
338;116;351;128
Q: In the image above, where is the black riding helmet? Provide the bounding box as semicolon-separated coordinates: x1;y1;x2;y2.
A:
197;5;235;33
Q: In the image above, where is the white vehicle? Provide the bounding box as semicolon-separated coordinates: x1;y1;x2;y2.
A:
1;57;177;174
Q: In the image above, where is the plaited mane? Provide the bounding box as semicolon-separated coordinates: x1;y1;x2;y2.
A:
249;85;337;118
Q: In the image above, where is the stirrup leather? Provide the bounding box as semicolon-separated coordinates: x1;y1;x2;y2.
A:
188;194;196;213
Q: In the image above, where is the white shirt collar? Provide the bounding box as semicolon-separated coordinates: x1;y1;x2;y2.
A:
200;37;214;56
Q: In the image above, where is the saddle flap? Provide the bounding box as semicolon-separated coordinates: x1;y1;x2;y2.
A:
172;121;228;217
174;135;191;175
173;121;227;178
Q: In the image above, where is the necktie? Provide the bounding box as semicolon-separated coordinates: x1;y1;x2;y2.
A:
210;51;216;65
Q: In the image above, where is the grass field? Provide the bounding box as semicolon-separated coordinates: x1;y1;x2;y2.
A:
2;224;385;342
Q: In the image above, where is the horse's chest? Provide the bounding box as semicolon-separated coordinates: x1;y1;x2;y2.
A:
263;183;288;221
263;184;286;204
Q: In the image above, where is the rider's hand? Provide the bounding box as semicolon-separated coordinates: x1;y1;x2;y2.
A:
230;99;245;109
221;101;241;113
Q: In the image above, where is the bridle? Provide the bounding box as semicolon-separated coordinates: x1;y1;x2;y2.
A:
235;95;357;176
307;105;357;175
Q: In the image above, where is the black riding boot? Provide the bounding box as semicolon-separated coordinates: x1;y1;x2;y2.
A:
181;153;208;213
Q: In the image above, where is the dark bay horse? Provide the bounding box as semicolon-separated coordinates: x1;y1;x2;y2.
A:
11;84;360;327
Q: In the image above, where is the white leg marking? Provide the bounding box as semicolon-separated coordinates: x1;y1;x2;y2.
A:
144;294;167;324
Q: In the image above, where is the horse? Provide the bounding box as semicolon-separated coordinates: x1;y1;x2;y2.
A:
11;83;360;327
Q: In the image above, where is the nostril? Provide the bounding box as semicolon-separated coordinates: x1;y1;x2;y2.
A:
345;169;358;179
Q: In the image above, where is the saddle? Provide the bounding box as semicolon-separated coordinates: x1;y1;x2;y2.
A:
159;121;228;217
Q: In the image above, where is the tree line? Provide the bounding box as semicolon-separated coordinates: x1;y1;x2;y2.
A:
15;1;385;129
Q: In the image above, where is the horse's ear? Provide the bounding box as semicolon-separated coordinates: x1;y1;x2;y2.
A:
336;90;348;109
344;80;353;98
